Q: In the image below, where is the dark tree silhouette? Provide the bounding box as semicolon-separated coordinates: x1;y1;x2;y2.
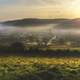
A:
10;42;25;52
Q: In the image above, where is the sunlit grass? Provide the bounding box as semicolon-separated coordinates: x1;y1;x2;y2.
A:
0;56;80;80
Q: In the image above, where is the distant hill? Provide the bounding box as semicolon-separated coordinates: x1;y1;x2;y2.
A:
55;18;80;29
2;18;70;26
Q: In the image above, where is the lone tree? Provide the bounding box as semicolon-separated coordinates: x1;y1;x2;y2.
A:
10;42;25;52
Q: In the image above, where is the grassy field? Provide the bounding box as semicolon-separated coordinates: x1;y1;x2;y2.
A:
0;56;80;80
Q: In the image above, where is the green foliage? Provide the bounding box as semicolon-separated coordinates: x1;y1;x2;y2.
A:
0;56;79;80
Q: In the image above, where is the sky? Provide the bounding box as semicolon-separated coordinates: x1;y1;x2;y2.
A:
0;0;80;21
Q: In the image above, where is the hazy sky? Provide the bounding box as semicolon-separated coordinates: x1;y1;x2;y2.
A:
0;0;80;21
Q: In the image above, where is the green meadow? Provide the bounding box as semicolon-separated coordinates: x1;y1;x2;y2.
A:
0;56;80;80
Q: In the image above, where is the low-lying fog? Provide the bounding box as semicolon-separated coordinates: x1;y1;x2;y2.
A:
0;24;80;42
0;24;52;34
